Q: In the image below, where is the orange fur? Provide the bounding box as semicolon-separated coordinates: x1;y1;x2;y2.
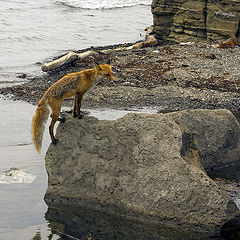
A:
32;62;114;153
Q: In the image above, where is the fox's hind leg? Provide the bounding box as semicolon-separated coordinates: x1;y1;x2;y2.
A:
50;113;66;123
49;101;62;144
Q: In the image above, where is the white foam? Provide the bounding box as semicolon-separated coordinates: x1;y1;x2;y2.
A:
0;168;36;184
56;0;151;9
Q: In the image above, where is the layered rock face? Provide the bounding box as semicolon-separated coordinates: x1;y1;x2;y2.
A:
151;0;240;42
44;109;240;234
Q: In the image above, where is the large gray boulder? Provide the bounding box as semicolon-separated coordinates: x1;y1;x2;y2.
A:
44;109;240;235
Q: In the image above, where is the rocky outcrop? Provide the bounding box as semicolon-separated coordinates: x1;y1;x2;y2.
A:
151;0;240;42
44;109;240;235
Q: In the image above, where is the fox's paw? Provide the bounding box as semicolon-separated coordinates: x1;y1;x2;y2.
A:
73;112;83;119
58;117;66;123
52;139;59;145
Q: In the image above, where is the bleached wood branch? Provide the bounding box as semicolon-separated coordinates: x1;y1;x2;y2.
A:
41;50;99;72
114;26;158;51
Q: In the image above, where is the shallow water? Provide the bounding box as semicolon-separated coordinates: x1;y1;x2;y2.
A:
2;97;240;239
0;97;160;239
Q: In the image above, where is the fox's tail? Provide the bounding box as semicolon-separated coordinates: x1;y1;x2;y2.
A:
32;98;50;154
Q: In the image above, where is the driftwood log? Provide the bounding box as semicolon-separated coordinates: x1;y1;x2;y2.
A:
125;26;158;50
41;26;158;72
41;50;99;72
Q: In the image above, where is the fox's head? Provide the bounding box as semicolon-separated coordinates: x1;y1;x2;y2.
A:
95;60;114;81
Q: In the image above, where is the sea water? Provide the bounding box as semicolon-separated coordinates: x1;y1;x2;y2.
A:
0;1;155;239
0;0;152;85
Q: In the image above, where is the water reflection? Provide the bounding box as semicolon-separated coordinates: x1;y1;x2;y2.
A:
42;206;214;240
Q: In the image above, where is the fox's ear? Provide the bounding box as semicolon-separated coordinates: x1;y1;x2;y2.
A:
94;62;102;70
88;56;101;69
106;59;111;65
93;59;99;65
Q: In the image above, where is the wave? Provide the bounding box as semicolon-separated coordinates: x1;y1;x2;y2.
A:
55;0;151;9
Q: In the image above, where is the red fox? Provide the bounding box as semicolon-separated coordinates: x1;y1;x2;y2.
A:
32;60;114;153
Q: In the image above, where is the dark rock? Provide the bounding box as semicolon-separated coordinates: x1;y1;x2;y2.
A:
17;73;27;79
221;215;240;240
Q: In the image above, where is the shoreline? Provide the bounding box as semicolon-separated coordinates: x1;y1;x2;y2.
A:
1;41;240;112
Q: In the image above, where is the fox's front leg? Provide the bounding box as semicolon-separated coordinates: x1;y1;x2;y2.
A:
72;94;77;118
73;93;83;119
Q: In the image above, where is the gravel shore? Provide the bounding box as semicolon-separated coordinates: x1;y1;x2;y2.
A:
1;41;240;112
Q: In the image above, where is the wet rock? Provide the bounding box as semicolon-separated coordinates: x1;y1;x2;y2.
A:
44;109;240;235
17;73;27;79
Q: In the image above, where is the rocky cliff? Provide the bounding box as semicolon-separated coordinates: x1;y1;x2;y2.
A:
44;109;240;235
151;0;240;42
